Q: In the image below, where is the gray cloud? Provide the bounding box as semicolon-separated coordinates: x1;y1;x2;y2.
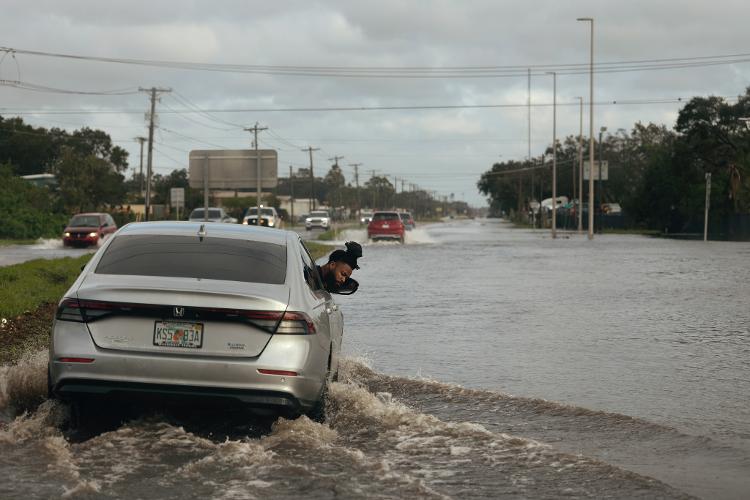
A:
2;0;750;205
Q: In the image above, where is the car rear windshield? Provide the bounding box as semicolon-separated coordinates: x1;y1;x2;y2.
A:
95;234;287;284
247;208;274;216
190;209;222;219
373;213;399;221
399;213;411;221
69;215;100;227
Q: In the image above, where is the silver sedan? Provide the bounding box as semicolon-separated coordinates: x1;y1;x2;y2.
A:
48;221;344;420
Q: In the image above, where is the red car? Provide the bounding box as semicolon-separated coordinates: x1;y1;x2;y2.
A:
367;211;405;243
63;212;117;247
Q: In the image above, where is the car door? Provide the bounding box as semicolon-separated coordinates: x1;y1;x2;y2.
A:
298;239;341;376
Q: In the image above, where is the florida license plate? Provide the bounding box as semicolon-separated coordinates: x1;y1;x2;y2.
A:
154;321;204;348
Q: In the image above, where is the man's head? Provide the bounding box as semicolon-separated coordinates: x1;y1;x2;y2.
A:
323;241;362;289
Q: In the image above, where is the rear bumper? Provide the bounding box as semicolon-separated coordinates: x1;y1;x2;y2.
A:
54;379;302;411
368;231;403;239
49;320;328;412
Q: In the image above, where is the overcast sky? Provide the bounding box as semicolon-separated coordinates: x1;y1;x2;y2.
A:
2;0;750;206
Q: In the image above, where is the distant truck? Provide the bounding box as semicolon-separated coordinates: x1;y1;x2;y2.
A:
242;206;281;228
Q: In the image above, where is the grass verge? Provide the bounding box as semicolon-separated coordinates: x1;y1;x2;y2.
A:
304;241;332;260
0;255;92;364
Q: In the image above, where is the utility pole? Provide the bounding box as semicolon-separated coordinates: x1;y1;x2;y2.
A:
577;17;595;239
370;169;378;208
349;162;362;219
328;155;344;167
547;71;557;239
289;165;295;227
139;87;171;221
302;146;320;211
135;136;146;196
704;172;711;241
245;123;268;220
528;67;534;213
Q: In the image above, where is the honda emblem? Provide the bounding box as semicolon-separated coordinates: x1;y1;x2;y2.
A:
173;306;185;318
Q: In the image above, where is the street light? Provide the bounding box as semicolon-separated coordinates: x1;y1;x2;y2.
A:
598;126;607;234
546;71;557;239
577;16;595;239
577;97;584;233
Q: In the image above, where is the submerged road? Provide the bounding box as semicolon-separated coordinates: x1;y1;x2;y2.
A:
1;219;748;498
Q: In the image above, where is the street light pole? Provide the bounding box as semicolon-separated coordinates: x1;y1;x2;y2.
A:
598;126;607;234
577;97;584;233
577;16;595;239
547;71;557;239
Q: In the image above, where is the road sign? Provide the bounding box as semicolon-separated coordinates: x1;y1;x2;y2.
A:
583;161;609;180
188;149;278;189
170;187;184;208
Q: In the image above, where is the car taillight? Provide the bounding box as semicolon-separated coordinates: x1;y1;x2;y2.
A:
56;298;85;322
237;310;284;333
56;299;141;323
275;311;317;335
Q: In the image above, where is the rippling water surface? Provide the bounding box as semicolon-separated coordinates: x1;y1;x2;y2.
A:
1;220;748;499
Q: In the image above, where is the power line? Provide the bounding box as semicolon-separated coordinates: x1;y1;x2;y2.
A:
0;78;140;95
3;95;736;116
5;45;750;78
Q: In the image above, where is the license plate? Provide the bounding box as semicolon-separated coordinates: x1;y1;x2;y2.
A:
154;321;204;348
383;224;390;228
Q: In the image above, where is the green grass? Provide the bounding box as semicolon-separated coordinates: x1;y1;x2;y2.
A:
304;241;332;261
0;239;38;246
0;255;92;319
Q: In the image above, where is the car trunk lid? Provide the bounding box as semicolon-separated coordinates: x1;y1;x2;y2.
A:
75;274;290;358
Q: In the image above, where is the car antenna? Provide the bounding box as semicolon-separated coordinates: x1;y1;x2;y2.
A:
197;224;207;241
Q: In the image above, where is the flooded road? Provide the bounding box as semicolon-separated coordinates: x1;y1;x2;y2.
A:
2;220;749;498
0;239;94;267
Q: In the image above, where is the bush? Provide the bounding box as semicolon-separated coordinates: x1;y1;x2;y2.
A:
0;165;69;239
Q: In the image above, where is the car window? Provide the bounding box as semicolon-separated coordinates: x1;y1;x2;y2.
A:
69;215;101;227
373;213;399;221
208;209;222;218
95;234;287;284
189;209;204;218
310;211;329;217
298;240;323;291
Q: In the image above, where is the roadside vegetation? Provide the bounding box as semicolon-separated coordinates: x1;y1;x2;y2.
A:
479;87;750;238
1;114;470;243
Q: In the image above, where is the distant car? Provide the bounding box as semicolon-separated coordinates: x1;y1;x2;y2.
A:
601;203;623;215
49;222;347;422
188;207;237;223
63;213;117;247
399;212;416;230
359;210;374;225
243;206;280;228
368;211;405;243
305;210;331;231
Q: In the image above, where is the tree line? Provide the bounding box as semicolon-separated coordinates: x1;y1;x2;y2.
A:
0;115;466;238
478;88;750;236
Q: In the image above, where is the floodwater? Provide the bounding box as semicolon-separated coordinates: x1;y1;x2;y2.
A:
1;220;749;499
0;239;94;266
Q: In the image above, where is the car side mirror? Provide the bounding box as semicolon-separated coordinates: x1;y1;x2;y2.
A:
330;278;359;296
